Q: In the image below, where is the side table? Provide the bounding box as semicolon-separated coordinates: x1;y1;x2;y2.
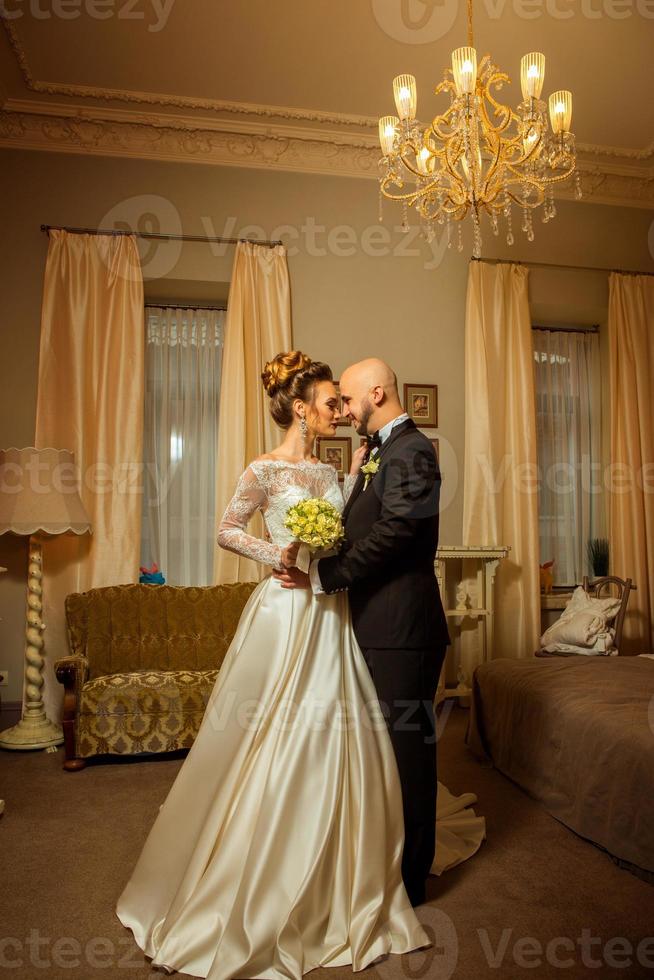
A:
435;545;510;703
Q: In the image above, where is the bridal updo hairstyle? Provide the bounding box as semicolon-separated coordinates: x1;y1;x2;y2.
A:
261;350;333;428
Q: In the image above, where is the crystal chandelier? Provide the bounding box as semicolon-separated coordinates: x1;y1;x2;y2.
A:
377;0;581;257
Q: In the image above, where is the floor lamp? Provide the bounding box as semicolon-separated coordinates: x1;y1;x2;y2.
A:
0;447;91;750
0;564;5;811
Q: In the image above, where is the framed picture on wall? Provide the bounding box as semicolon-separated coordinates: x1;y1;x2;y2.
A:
333;381;351;427
316;437;352;480
404;383;438;427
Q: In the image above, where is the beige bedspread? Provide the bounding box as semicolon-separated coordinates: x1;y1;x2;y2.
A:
466;656;654;875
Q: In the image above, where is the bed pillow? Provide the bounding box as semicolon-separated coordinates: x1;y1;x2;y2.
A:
542;609;607;647
563;585;623;622
541;629;617;656
540;586;622;656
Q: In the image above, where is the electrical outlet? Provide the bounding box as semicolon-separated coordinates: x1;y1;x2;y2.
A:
0;670;8;687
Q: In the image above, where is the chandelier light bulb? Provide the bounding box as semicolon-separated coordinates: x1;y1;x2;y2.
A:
417;146;432;175
520;52;545;100
452;47;478;96
549;90;572;133
522;126;539;154
378;115;399;156
392;75;417;120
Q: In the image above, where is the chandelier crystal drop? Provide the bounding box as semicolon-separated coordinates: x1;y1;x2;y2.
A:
377;0;580;258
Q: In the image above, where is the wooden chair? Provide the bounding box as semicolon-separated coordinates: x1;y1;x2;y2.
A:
581;575;636;654
536;574;636;657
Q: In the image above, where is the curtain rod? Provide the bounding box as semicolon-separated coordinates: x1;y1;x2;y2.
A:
145;303;227;312
40;224;283;247
471;256;654;278
533;324;599;334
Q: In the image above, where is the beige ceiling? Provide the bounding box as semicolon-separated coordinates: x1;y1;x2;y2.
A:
0;0;652;203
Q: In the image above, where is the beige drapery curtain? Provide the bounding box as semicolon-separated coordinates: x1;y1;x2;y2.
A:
463;261;541;660
213;242;292;584
34;230;144;722
608;273;654;654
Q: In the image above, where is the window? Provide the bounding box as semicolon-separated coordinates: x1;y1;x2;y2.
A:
533;327;604;587
141;306;224;586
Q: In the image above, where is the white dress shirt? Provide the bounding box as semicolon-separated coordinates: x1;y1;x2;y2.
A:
308;413;410;595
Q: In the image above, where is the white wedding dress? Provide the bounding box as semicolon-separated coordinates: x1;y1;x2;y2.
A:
116;459;485;980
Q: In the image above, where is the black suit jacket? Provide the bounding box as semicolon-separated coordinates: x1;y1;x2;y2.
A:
317;418;450;650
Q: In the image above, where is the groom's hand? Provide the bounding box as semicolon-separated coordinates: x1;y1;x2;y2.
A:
272;567;311;589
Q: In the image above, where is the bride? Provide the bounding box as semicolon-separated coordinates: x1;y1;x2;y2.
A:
116;352;484;980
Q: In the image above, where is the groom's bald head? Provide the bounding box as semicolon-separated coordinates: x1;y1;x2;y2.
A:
341;358;398;397
339;358;404;436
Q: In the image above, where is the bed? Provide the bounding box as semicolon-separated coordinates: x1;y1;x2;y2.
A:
466;654;654;879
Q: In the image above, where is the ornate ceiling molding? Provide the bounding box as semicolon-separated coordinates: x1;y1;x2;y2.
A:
1;17;652;208
579;140;654;162
1;17;371;129
3;97;373;148
1;103;652;210
0;105;379;177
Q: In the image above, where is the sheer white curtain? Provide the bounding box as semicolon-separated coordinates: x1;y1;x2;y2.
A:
533;328;602;586
141;306;224;586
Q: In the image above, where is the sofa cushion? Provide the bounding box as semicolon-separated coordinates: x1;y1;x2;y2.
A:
66;582;258;679
77;668;219;757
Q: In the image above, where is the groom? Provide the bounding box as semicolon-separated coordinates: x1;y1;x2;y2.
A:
273;357;450;907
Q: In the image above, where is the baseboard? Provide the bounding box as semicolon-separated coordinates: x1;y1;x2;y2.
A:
0;700;22;731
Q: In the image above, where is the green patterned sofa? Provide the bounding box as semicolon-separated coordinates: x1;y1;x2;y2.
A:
54;581;258;771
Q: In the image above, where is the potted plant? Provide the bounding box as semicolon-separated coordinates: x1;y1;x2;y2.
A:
587;538;609;577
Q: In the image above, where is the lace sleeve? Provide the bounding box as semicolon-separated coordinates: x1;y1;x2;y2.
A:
217;464;284;569
342;472;359;503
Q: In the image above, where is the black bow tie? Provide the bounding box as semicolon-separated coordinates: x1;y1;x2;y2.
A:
366;431;382;451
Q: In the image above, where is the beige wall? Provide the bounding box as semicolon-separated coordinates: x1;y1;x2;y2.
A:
0;147;652;702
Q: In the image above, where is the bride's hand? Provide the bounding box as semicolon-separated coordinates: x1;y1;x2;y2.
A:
281;541;301;568
350;444;368;476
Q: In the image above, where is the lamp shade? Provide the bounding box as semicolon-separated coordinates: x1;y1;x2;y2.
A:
452;47;477;96
549;90;572;134
0;447;92;536
392;74;417;121
379;115;399;156
520;52;545;100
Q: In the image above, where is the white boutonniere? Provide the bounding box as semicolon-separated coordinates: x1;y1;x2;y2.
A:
361;454;380;490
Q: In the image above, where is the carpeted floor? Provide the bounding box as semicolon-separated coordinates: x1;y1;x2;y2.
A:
0;704;652;980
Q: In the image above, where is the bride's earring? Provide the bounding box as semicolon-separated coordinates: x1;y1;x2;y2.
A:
299;415;308;442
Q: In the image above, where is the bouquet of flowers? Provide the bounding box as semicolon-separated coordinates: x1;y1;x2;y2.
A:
284;497;345;572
